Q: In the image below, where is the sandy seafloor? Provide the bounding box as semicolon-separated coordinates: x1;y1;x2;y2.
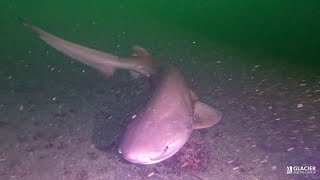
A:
0;28;320;180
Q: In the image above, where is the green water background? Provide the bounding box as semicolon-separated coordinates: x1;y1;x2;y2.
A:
1;0;319;72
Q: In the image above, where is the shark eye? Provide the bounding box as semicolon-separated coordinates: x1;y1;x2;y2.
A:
163;145;169;153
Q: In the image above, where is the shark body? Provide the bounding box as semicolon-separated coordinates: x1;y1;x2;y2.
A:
21;20;222;164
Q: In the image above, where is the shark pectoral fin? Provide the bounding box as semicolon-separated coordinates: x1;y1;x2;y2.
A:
190;90;199;102
193;101;222;129
132;46;151;57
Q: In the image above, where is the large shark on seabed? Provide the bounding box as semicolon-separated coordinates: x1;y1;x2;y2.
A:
21;19;222;165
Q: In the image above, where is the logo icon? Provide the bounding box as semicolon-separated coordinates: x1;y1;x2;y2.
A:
287;166;293;174
287;166;316;175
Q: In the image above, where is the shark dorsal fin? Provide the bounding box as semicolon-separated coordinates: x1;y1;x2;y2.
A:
132;46;150;57
193;101;222;129
190;90;199;102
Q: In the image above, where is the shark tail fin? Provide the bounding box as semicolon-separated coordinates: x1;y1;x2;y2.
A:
18;17;49;37
19;18;121;77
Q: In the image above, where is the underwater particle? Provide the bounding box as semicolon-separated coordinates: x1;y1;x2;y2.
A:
147;172;155;177
215;133;223;137
260;159;268;164
308;116;315;119
181;162;188;167
227;160;234;164
19;105;24;111
297;103;303;108
252;159;260;163
287;147;295;152
52;97;56;101
272;165;277;171
8;75;12;79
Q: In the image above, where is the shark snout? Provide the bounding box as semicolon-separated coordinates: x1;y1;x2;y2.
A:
118;147;167;164
120;151;157;164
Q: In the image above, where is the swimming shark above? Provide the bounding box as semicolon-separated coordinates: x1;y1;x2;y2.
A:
21;19;222;164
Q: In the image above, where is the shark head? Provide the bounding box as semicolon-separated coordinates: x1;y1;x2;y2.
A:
118;123;192;164
118;140;187;164
117;66;222;165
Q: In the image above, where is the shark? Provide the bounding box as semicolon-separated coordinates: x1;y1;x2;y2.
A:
21;20;222;164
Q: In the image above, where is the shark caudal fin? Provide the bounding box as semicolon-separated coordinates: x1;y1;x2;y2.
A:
20;18;157;78
19;18;119;77
193;101;222;129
